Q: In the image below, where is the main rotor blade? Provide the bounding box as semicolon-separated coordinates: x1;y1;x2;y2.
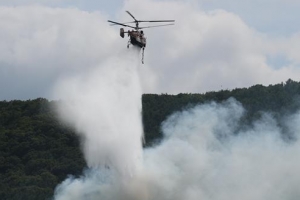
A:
126;11;137;21
107;20;136;29
138;23;175;29
109;21;135;26
138;20;175;23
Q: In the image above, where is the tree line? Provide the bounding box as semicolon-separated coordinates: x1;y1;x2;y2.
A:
1;79;300;199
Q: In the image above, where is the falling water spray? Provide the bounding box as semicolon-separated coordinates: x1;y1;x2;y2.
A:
53;48;146;199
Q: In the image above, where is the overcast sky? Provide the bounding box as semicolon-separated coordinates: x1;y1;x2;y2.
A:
1;0;300;100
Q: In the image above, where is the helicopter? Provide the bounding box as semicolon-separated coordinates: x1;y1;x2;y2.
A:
108;11;175;64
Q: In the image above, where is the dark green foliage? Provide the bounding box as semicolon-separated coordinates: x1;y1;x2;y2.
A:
142;93;205;145
1;79;300;199
142;79;300;145
0;98;85;200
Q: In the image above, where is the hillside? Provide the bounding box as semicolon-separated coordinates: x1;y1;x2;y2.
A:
1;79;300;199
143;79;300;144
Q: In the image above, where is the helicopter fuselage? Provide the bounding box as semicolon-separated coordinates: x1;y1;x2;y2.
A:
128;30;146;48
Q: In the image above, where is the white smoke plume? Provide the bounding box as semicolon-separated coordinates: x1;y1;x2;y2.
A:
53;50;300;199
142;98;300;200
53;48;144;176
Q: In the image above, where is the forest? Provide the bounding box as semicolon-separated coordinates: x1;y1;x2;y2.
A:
1;79;300;199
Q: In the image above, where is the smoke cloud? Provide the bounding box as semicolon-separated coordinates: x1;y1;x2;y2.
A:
53;50;300;199
143;98;300;200
53;48;144;176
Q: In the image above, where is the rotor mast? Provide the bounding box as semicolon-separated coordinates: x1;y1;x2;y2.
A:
126;11;139;30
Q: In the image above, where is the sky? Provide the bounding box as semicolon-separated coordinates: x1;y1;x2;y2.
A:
1;0;300;100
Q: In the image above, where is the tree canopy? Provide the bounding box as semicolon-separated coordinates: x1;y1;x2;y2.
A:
1;79;300;199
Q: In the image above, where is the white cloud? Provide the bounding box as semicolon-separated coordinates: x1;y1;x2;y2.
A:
1;0;300;100
0;0;124;14
199;0;300;35
121;0;300;93
0;5;118;100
